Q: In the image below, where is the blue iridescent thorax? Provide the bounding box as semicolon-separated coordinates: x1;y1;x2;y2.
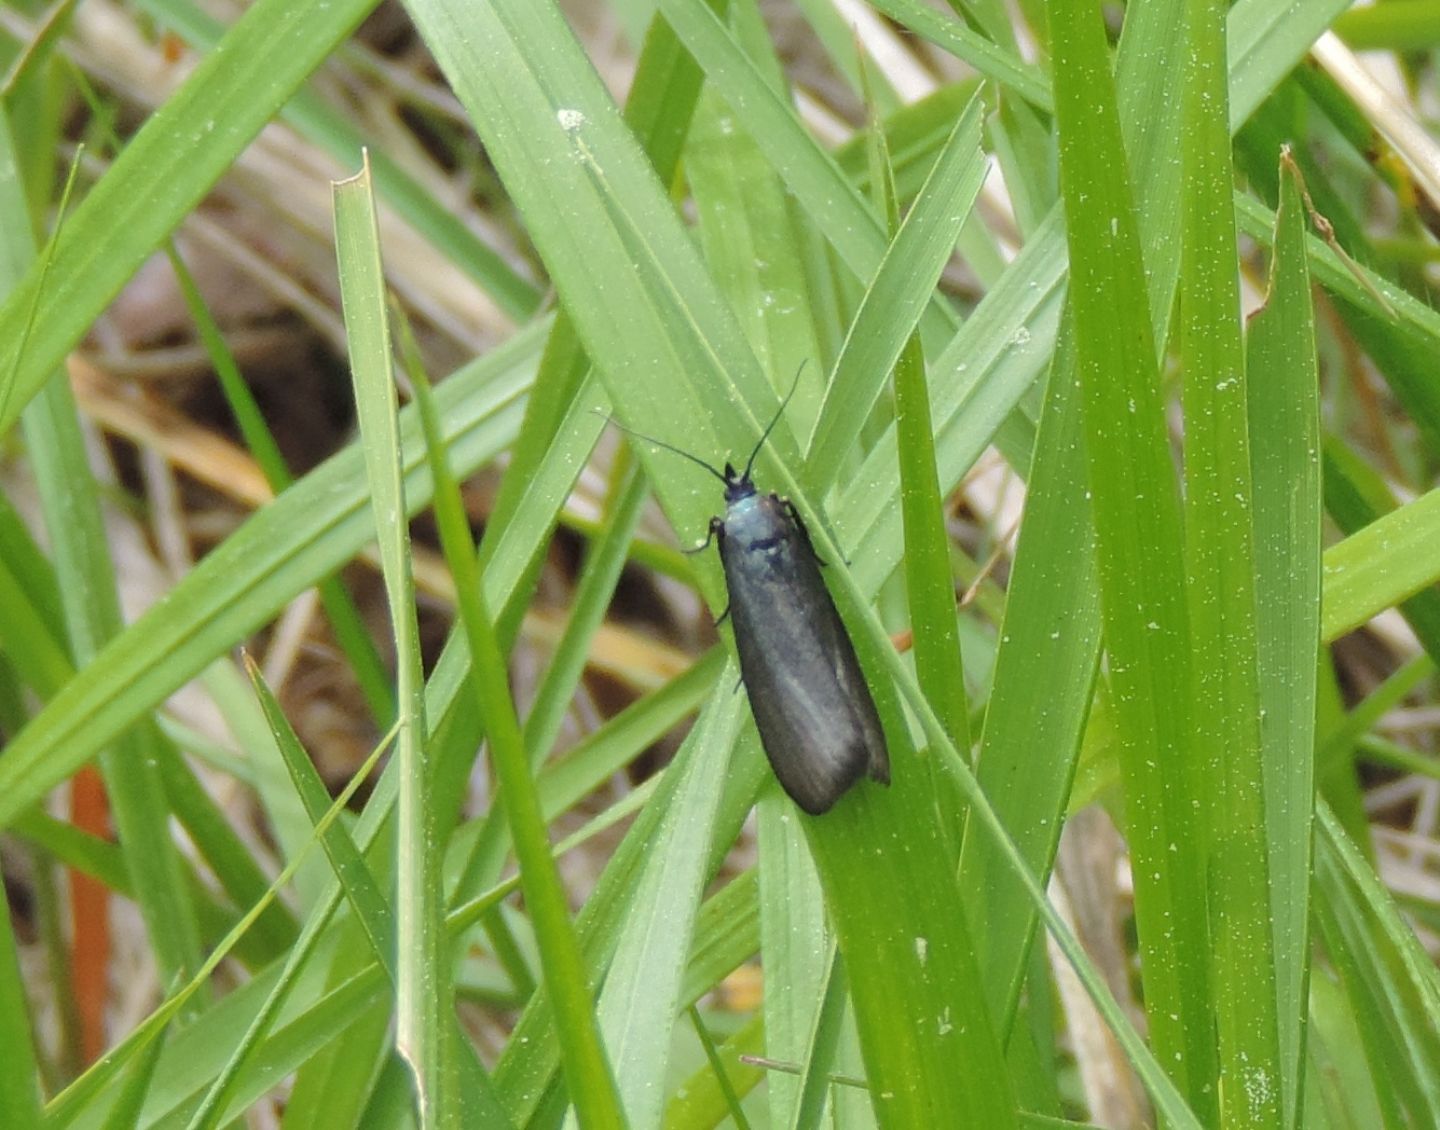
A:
722;489;789;560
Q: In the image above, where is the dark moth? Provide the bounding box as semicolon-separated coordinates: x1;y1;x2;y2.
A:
606;378;890;814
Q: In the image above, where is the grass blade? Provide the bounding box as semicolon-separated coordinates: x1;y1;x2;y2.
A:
1177;0;1281;1119
1246;151;1322;1127
404;242;626;1129
1047;0;1217;1115
334;156;452;1126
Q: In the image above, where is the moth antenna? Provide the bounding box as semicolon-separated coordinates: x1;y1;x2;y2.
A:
593;409;729;485
741;360;808;483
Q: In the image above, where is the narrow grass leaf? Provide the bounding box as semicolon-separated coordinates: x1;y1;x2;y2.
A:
0;892;40;1127
97;1023;169;1130
86;741;664;1128
1047;0;1217;1116
581;689;745;1129
773;475;1201;1129
786;946;846;1130
1313;805;1440;1126
864;0;1049;110
654;0;960;352
959;331;1101;1034
488;717;768;1126
405;266;625;1128
181;659;396;1130
1332;1;1440;50
1246;152;1322;1127
468;0;724;669
754;794;827;1128
518;457;649;765
687;92;823;396
683;1008;760;1130
1322;441;1440;663
247;657;395;964
1;110;205;1001
1178;0;1282;1120
43;729;392;1130
334;157;452;1127
858;89;971;853
805;90;985;486
1321;486;1440;641
1227;0;1356;132
885;220;971;773
1235;192;1440;442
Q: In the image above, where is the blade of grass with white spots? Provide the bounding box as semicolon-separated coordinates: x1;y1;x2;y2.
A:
1047;0;1217;1116
333;156;453;1128
1178;0;1282;1119
1246;153;1322;1127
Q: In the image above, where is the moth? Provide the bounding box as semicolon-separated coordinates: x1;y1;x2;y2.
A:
606;379;890;814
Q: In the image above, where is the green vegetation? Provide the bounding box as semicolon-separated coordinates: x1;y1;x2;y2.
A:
0;0;1437;1126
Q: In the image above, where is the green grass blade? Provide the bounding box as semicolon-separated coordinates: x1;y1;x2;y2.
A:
1333;0;1440;49
866;94;970;821
1178;0;1281;1120
786;946;846;1130
784;464;1204;1128
1;108;205;1001
805;91;985;486
1047;0;1216;1116
0;890;41;1127
1234;193;1440;447
1228;0;1355;132
959;330;1101;1034
1314;805;1440;1126
654;0;960;351
43;726;392;1129
583;690;745;1129
683;1008;759;1130
1246;152;1322;1128
487;716;769;1126
515;456;647;764
754;793;827;1128
1322;442;1440;663
861;0;1050;111
1321;487;1440;642
182;658;397;1130
404;250;625;1129
334;157;453;1127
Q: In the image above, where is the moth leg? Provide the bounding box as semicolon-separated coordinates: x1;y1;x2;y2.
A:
689;519;730;627
683;516;725;556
